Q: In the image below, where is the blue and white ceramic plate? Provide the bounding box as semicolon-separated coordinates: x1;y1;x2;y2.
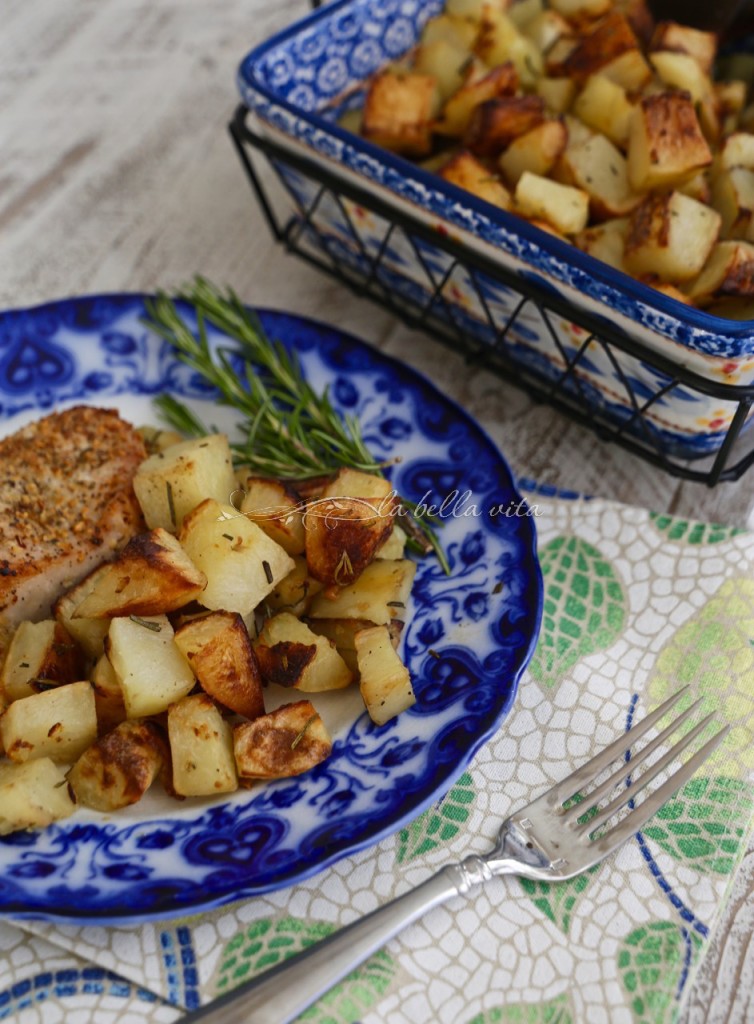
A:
0;294;542;924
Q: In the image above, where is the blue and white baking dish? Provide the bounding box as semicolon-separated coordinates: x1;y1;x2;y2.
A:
237;0;754;460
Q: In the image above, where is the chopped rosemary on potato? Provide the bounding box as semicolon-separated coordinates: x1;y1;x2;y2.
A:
143;278;448;573
291;712;320;750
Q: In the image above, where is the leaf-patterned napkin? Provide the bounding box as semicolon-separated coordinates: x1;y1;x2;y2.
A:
2;493;754;1024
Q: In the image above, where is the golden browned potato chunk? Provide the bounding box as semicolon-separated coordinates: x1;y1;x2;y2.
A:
321;468;394;503
355;625;415;726
464;95;546;157
435;62;519;137
474;8;543;85
168;694;237;797
498;119;568;188
309;559;416;625
174;611;265;719
0;758;76;836
254;612;352;692
438;151;511;209
685;241;754;303
362;71;439;157
233;700;332;781
650;21;717;75
239;477;306;556
0;681;97;764
712;167;754;239
67;719;166;811
535;76;577;115
573;75;635;148
556;134;641;219
179;499;294;616
133;433;237;533
574;217;630;270
1;620;83;703
306;617;403;677
627;92;712;192
625;190;721;282
305;495;397;586
73;528;206;619
549;0;611;18
107;614;196;718
549;12;650;89
54;565;111;661
515;171;590;235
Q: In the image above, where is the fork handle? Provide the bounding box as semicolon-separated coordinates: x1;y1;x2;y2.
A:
182;858;489;1024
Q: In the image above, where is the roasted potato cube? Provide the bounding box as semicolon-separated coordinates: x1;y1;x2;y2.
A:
309;559;416;625
0;681;97;764
650;21;717;75
498;119;568;188
1;620;82;703
650;51;712;105
551;12;649;88
420;11;479;50
73;528;206;619
355;626;415;726
685;241;754;302
627;92;712;192
179;499;295;616
133;433;237;533
361;71;439;157
556;134;641;219
67;720;166;811
306;617;403;676
0;758;76;835
234;700;332;781
573;74;634;148
168;694;237;797
415;38;470;103
265;556;323;617
54;565;111;661
535;76;577;115
464;95;546;157
438;151;512;209
712;167;754;238
107;614;195;718
436;61;519;137
174;611;264;719
91;654;127;733
304;495;397;586
515;171;590;235
678;170;712;205
240;477;305;556
254;612;352;691
719;133;754;172
475;8;543;86
574;217;630;270
625;191;721;282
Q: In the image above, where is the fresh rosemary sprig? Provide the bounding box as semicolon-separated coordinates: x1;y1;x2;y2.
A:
143;278;449;572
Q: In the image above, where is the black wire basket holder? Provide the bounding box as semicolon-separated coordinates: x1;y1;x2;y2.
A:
229;103;754;486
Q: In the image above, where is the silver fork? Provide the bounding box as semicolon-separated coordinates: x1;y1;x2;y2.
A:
183;687;727;1024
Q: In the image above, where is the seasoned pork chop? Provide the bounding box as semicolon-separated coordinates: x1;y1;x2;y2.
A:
0;406;147;654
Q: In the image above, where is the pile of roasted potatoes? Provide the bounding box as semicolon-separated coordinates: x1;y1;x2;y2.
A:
0;428;417;834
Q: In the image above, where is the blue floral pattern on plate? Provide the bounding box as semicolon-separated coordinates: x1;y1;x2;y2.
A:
0;294;542;923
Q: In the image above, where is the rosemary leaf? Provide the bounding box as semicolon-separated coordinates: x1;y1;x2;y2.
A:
143;278;449;573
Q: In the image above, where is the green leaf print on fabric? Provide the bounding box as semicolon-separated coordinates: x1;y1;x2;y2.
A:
618;922;702;1024
466;993;573;1024
647;577;754;769
528;536;626;689
519;868;599;935
642;777;753;875
649;513;746;545
215;917;395;1024
397;771;475;863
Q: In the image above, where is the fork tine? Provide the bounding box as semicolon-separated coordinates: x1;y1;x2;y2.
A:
562;697;705;823
546;686;689;806
579;711;717;836
591;725;730;859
